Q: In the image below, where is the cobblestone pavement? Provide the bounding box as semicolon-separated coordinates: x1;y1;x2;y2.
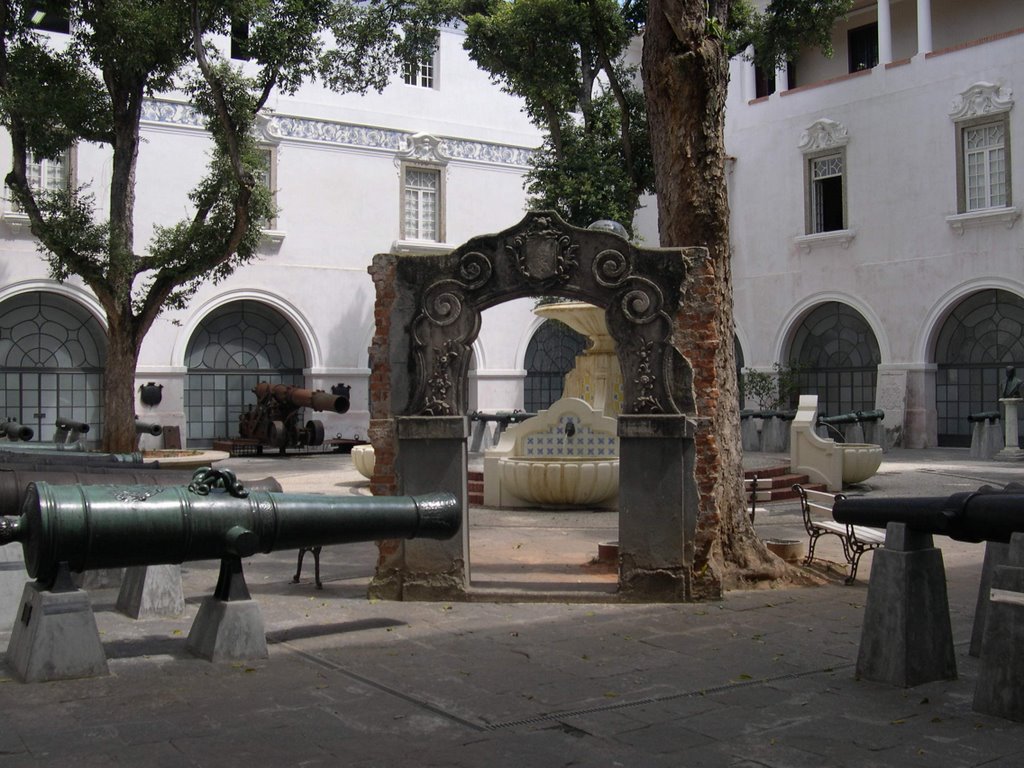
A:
1;448;1023;766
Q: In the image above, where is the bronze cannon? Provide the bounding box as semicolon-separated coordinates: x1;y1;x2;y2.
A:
0;468;460;586
1;420;34;442
238;382;350;450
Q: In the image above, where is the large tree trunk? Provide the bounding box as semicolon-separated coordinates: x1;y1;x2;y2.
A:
102;321;141;454
643;0;785;594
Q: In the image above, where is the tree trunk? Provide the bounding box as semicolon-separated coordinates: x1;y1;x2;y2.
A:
102;321;142;454
643;0;785;594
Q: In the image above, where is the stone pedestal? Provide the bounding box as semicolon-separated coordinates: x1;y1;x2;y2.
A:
370;416;470;601
973;533;1024;721
616;415;697;601
116;564;185;619
1;542;26;633
855;524;956;687
186;557;267;662
971;541;1011;657
995;398;1024;461
6;578;109;682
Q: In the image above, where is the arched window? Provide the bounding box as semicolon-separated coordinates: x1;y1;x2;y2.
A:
185;301;306;445
0;292;105;442
789;302;880;415
935;289;1024;446
523;319;587;413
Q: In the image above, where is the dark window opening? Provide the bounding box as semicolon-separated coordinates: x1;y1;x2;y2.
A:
231;18;251;61
848;23;878;73
815;175;844;232
26;2;70;33
754;65;774;99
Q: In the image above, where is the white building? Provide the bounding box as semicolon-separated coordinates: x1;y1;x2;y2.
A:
0;22;546;448
715;0;1023;448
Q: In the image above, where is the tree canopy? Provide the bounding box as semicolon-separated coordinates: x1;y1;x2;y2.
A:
0;0;448;450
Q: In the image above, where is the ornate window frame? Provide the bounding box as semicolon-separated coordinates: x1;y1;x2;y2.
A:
947;81;1019;233
796;119;854;250
395;134;448;251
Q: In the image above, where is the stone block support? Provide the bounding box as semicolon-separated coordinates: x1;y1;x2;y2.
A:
369;416;469;601
617;415;698;601
973;533;1024;721
855;523;956;687
6;578;109;682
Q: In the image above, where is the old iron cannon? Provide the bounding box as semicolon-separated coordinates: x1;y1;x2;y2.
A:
238;382;350;450
833;489;1024;544
818;409;885;426
969;410;1001;423
134;420;163;437
1;420;34;442
53;416;90;444
0;468;460;586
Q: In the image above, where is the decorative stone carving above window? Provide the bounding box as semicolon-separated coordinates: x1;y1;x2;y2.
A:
949;82;1014;122
397;133;449;166
798;118;850;154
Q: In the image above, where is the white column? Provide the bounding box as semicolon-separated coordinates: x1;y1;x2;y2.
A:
774;62;789;94
916;0;933;55
742;45;757;101
878;0;893;64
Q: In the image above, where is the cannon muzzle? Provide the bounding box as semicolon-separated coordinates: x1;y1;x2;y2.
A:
134;420;163;436
55;416;90;434
833;490;1024;544
253;382;349;414
0;469;460;584
1;420;33;441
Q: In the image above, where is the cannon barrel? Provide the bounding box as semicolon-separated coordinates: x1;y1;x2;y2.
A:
253;382;349;414
968;410;1001;423
0;472;460;583
0;441;84;453
1;421;33;441
0;469;282;513
818;409;885;425
0;452;150;469
134;420;163;436
833;491;1024;544
55;416;90;434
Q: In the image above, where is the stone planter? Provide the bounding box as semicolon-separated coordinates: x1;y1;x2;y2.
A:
840;443;884;484
764;538;804;563
351;444;375;479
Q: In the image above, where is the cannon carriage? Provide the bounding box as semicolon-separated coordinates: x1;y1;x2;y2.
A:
238;382;350;450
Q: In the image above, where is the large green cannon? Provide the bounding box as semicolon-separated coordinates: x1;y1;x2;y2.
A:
0;468;460;585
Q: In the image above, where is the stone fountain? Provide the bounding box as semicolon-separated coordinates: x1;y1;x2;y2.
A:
483;302;622;508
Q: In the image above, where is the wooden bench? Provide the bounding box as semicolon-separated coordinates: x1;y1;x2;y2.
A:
792;483;885;584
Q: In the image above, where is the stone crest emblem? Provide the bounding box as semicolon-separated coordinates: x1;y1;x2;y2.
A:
507;215;578;284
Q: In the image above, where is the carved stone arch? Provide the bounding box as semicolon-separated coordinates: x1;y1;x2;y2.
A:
369;211;705;603
395;211;696;418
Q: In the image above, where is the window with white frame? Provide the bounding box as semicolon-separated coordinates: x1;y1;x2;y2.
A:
808;151;846;233
402;165;441;241
950;83;1014;219
253;145;278;230
8;149;71;214
403;57;434;88
960;117;1009;212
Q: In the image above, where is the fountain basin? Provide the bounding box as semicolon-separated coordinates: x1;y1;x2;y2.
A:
497;456;618;507
840;443;884;484
351;444;375;479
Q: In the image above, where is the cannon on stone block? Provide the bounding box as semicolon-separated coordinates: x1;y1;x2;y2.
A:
0;468;460;679
1;420;33;442
833;490;1024;544
53;416;90;444
833;487;1024;720
238;382;350;450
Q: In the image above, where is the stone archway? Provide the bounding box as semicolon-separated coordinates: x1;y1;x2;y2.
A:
368;211;706;601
